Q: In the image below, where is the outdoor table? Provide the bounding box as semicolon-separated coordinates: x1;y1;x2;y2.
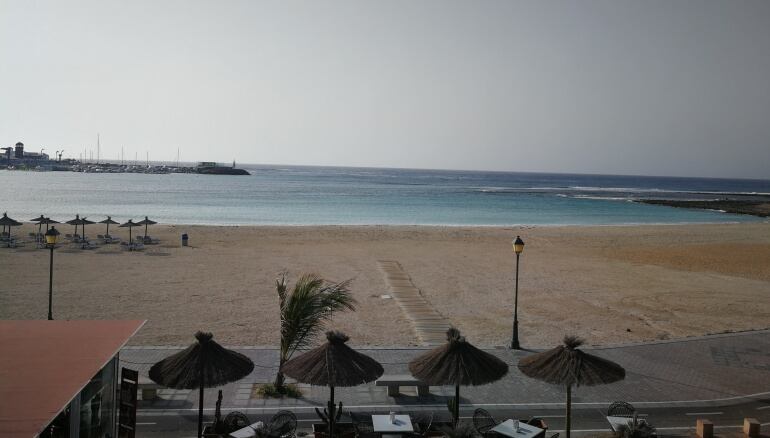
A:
229;422;269;438
491;419;545;438
372;414;414;435
606;416;634;432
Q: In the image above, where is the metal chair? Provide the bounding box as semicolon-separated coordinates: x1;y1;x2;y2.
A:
269;410;298;438
472;408;499;436
527;417;548;431
411;412;434;437
223;411;251;434
350;411;379;438
607;401;636;417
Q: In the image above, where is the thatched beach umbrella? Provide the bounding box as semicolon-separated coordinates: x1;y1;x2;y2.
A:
80;217;95;239
518;336;625;438
119;219;139;245
66;214;83;236
281;331;384;438
42;217;59;232
409;328;508;426
137;216;157;240
0;213;22;237
31;215;46;240
99;216;119;236
149;332;254;438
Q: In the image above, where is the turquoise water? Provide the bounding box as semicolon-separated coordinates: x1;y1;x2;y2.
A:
1;166;767;225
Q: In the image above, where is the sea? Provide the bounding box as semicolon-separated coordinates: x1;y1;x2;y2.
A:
1;166;769;226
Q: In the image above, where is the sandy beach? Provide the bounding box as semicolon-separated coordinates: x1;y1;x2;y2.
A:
1;222;769;347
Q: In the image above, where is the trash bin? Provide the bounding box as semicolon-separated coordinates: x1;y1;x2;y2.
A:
181;233;188;246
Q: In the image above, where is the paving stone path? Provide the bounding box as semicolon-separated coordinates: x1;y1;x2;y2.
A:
378;260;452;345
123;329;770;414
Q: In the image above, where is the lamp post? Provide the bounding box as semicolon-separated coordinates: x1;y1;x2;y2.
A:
511;235;525;349
45;226;60;320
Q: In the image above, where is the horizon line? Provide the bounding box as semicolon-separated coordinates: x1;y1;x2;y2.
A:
69;156;770;182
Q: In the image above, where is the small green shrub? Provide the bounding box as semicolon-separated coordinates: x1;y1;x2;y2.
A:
439;422;477;438
255;383;303;398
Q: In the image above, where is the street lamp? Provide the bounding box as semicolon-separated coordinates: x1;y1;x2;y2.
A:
511;235;525;349
45;226;60;320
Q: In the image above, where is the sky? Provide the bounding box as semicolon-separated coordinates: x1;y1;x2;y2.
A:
1;1;769;179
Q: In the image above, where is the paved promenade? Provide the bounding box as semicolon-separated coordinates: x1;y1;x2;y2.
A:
121;329;770;414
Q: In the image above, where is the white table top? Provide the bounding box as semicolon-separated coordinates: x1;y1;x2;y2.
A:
491;419;545;438
372;414;414;433
229;422;263;438
606;416;634;432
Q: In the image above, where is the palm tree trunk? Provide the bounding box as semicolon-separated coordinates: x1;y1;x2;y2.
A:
565;384;572;438
274;371;285;388
275;353;287;389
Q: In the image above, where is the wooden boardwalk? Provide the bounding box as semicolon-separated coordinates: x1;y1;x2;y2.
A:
378;260;452;345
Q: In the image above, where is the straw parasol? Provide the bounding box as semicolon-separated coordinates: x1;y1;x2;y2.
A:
99;216;119;236
518;336;625;438
149;332;254;438
119;219;139;246
31;215;46;240
42;217;59;232
80;217;95;239
66;214;83;236
281;331;384;438
136;216;157;240
0;213;22;237
409;328;508;426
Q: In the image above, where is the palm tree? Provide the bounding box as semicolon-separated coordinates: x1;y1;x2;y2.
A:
273;272;356;389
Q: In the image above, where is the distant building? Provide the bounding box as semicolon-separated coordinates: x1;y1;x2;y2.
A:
20;151;50;160
4;141;50;161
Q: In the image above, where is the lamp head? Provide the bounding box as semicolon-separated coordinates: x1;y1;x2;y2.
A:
513;235;525;254
45;226;60;245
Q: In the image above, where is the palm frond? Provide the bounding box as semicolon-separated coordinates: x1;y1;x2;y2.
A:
278;273;357;362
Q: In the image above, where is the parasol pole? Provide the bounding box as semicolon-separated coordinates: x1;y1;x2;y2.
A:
198;361;205;438
454;384;461;427
329;385;335;438
565;384;572;438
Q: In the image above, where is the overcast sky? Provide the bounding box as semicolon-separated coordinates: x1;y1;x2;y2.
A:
2;1;769;179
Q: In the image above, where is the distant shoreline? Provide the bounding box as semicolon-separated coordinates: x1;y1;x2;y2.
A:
638;199;770;218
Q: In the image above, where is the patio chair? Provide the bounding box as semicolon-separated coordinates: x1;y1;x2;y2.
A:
268;410;298;438
607;401;636;417
411;412;434;437
222;411;250;434
350;411;379;438
472;408;499;436
527;418;548;431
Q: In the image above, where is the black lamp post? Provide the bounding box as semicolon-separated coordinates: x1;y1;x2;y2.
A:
45;226;60;320
511;235;525;349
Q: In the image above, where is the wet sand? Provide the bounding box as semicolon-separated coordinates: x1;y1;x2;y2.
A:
1;222;768;347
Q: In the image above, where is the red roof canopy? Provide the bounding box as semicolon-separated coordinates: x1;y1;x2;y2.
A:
0;320;145;438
